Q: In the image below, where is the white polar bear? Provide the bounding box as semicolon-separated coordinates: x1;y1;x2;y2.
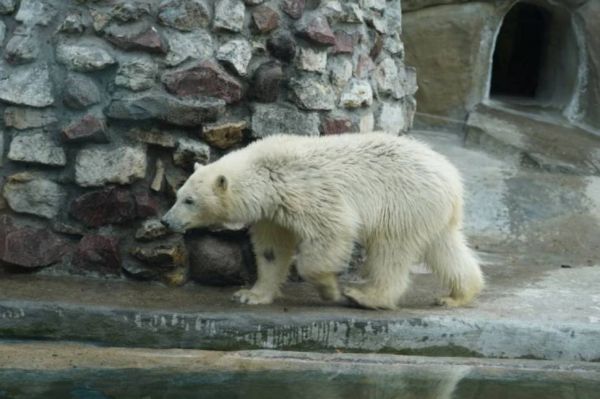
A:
161;132;484;309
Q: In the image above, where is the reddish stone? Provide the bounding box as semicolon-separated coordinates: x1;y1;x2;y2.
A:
355;54;376;79
252;6;280;33
251;61;283;103
62;114;108;143
0;222;70;268
162;60;244;104
321;117;357;135
106;26;169;54
333;31;354;54
73;235;121;275
296;15;336;46
134;191;159;218
70;187;136;227
281;0;305;19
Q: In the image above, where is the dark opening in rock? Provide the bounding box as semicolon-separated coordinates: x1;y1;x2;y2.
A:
490;2;578;109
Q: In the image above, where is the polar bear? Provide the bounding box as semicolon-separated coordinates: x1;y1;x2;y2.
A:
161;132;484;309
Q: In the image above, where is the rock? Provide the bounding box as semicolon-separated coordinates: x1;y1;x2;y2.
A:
213;0;245;32
373;57;401;97
251;61;283;102
162;60;243;103
360;0;385;10
4;29;39;64
340;79;373;108
328;56;352;88
0;63;54;107
281;0;305;19
3;177;66;219
0;224;69;268
403;3;495;119
15;0;56;26
333;30;354;54
296;14;336;46
355;54;375;79
58;11;87;34
130;237;188;271
377;102;410;135
216;39;252;76
290;76;335;110
252;5;279;33
52;220;87;237
321;115;357;135
133;190;159;219
297;47;327;73
135;218;170;241
90;9;110;32
245;0;265;4
577;1;600;130
202;121;247;149
4;107;58;130
187;234;254;285
369;32;384;60
105;91;225;126
165;29;213;67
173;138;210;170
267;31;297;62
130;128;178;148
115;56;157;91
0;21;5;43
75;145;147;187
70;187;137;227
151;159;166;192
105;24;169;54
8;131;66;166
164;163;188;196
341;3;364;23
73;235;121;275
63;73;102;109
359;112;374;132
56;43;116;72
62;114;108;143
158;0;211;31
251;103;319;138
110;1;151;22
0;0;17;14
384;33;404;56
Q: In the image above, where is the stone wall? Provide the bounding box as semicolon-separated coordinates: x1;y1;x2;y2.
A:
0;0;416;285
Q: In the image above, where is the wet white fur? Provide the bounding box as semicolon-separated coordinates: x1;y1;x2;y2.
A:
163;132;484;309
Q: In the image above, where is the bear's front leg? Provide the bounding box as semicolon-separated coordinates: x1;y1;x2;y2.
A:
233;221;297;305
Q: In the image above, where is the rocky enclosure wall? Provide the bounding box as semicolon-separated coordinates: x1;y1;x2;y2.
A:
0;0;416;285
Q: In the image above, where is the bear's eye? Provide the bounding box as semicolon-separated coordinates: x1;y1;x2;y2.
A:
183;198;195;205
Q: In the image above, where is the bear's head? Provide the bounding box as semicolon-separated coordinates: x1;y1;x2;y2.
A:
161;162;230;233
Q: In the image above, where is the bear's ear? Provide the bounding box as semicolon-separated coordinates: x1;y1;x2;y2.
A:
215;175;228;191
194;162;202;171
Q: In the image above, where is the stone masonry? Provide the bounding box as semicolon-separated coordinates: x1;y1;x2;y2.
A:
0;0;416;286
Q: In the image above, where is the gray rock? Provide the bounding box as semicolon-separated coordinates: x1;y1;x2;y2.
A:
383;33;404;56
297;47;327;73
359;0;385;10
0;21;5;44
8;131;66;166
173;138;210;170
135;218;170;241
0;0;17;14
340;79;373;108
251;61;283;102
158;0;211;31
216;39;252;76
4;29;39;64
4;107;58;130
290;76;335;111
115;56;157;91
3;178;66;219
377;102;410;135
359;112;375;132
105;91;225;126
214;0;245;32
373;57;400;97
245;0;265;4
64;73;102;109
165;29;213;67
110;1;151;22
58;11;87;34
251;103;319;138
75;145;147;187
15;0;56;26
328;56;352;88
56;43;116;72
0;63;54;107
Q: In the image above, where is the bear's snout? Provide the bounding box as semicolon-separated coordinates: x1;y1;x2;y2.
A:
160;217;171;229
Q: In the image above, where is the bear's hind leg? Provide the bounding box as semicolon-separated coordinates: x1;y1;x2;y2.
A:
343;241;415;310
295;233;355;303
425;227;484;307
233;221;297;305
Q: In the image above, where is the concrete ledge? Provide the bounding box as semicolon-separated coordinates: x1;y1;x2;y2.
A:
1;271;600;362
